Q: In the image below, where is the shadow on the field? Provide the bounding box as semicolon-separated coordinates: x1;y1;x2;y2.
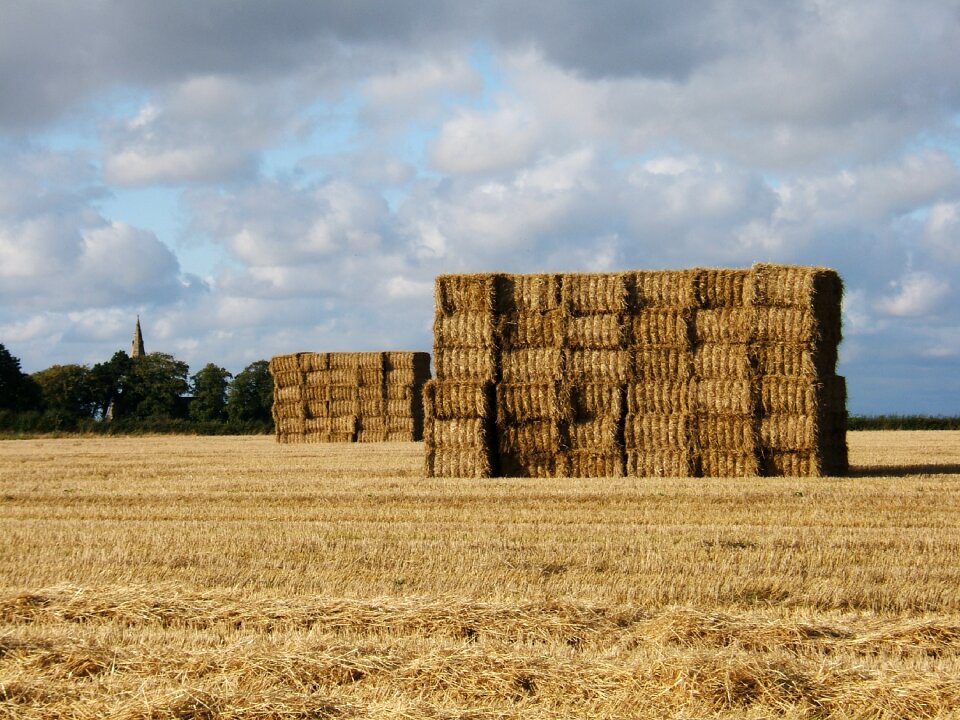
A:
849;463;960;477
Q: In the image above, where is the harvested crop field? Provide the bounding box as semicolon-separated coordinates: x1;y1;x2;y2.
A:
1;432;959;718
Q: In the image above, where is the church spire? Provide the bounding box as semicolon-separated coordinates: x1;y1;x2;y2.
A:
131;316;145;358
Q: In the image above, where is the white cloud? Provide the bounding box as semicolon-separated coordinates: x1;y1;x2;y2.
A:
430;103;542;175
876;271;950;317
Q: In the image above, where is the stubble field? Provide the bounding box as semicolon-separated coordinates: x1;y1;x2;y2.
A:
1;431;959;718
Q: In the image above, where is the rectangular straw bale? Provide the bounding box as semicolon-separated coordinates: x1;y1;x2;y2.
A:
501;348;564;382
566;313;628;349
385;397;417;417
272;402;305;420
634;347;693;381
695;415;757;450
624;413;693;449
631;310;691;347
357;368;385;387
305;431;355;443
630;270;696;309
499;451;568;478
426;447;492;478
384;382;415;400
748;263;843;313
385;367;431;387
497;382;569;423
356;430;389;443
568;418;620;450
358;398;386;416
692;343;753;379
498;420;564;455
569;383;623;420
495;273;562;314
319;368;360;385
298;352;329;372
434;348;498;381
387;416;418;434
357;416;386;433
302;385;329;402
758;376;819;415
329;399;359;416
434;311;496;348
759;414;819;451
276;417;306;435
562;273;629;314
436;273;500;315
693;308;754;344
627;449;697;477
565;349;632;382
754;307;823;344
328;385;359;401
304;400;329;418
274;385;303;403
566;450;625;478
498;310;565;349
700;449;760;477
694;379;755;415
271;369;303;388
358;384;384;401
269;354;301;374
427;417;489;448
693;268;750;308
765;451;820;477
423;380;493;419
626;381;693;415
305;415;358;434
277;432;305;444
383;351;431;371
386;430;419;442
753;342;833;377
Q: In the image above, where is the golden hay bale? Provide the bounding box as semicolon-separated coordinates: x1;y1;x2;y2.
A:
626;449;696;477
748;263;843;309
635;347;693;381
423;380;493;419
302;385;328;402
565;349;632;382
356;430;389;443
765;450;820;477
298;352;329;371
386;430;418;442
385;367;432;387
700;449;760;477
630;270;696;309
753;342;832;377
758;376;820;415
631;310;692;347
496;382;569;423
569;383;623;421
277;432;306;444
357;416;386;433
271;369;303;388
562;273;629;314
318;368;359;385
500;348;564;382
694;379;755;415
304;399;329;418
754;307;822;344
357;384;383;401
268;353;301;373
272;402;305;420
692;343;753;379
626;381;694;415
435;273;500;315
433;348;498;381
498;310;565;349
425;447;492;478
759;414;819;451
565;313;629;349
566;450;625;478
385;397;416;417
274;386;302;403
433;311;496;348
328;385;358;401
358;398;385;416
357;368;385;387
568;418;620;450
383;351;431;371
693;268;750;308
385;383;415;400
387;416;418;434
276;417;306;434
495;273;563;314
624;414;693;449
499;451;568;478
695;415;757;450
329;399;359;416
497;420;564;454
693;308;754;344
305;415;357;434
426;417;489;448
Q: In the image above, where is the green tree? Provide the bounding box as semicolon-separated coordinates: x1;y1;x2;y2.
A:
32;364;94;427
0;343;41;411
115;352;189;419
189;363;232;422
89;351;132;420
226;360;273;424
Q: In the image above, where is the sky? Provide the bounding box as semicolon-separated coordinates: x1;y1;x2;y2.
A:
1;1;959;415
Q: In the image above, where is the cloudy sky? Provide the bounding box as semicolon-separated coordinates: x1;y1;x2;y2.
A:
1;1;958;414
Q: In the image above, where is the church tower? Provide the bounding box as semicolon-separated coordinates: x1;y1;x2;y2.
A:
131;316;145;358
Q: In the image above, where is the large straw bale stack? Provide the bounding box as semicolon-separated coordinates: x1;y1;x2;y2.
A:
270;350;430;444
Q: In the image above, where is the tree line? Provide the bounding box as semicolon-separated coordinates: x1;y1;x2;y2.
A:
0;343;273;435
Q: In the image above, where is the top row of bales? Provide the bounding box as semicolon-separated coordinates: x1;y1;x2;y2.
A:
270;351;431;443
424;263;846;478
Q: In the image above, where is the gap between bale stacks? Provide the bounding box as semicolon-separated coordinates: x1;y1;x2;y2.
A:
425;264;846;479
269;351;430;444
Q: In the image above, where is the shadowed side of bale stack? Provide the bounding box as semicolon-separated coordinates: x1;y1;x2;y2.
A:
270;351;430;444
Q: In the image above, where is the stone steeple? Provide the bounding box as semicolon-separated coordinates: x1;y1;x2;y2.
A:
131;316;145;358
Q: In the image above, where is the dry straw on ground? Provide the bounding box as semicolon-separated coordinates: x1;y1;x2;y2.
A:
270;351;430;444
426;264;846;478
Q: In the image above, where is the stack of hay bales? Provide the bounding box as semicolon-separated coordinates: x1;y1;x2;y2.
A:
269;351;430;443
425;263;846;478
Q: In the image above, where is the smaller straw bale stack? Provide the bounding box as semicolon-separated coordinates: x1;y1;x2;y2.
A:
269;351;430;443
423;380;495;477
